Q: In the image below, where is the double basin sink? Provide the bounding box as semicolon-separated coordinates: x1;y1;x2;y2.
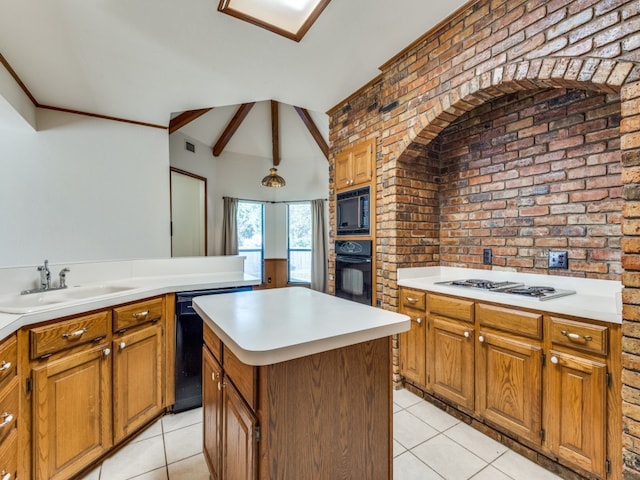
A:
0;284;137;314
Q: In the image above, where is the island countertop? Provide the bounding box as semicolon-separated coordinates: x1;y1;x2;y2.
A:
193;287;410;366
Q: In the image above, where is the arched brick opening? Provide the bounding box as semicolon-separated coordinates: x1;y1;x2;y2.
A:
378;58;640;477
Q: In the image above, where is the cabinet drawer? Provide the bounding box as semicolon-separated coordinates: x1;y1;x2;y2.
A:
0;336;17;392
476;303;542;340
223;347;257;411
203;324;222;363
30;311;110;359
549;316;608;355
401;289;426;311
0;428;17;480
113;297;163;332
0;378;18;445
428;294;474;323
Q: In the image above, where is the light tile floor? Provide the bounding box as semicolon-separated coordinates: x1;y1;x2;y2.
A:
80;389;563;480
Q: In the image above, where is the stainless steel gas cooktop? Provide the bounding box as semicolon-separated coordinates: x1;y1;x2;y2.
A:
435;279;576;301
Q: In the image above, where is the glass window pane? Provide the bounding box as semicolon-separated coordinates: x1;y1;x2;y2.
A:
237;202;264;280
288;203;311;283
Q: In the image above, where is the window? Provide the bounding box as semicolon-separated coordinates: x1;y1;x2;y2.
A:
288;203;312;283
237;201;264;280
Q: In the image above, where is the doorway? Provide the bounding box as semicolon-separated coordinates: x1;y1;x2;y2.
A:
170;168;207;256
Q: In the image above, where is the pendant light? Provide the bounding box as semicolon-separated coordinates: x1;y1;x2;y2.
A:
261;100;286;187
261;167;286;187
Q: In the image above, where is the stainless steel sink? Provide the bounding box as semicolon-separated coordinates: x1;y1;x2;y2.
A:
0;284;137;314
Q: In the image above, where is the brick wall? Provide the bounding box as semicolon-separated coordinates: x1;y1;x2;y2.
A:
328;0;640;477
438;87;622;277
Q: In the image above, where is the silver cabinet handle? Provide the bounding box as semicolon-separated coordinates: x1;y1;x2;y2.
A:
62;327;88;339
478;335;485;343
406;296;418;304
0;470;11;480
464;331;470;338
561;330;592;342
0;361;11;372
0;412;13;428
132;310;150;319
551;356;559;364
103;348;111;356
119;342;126;350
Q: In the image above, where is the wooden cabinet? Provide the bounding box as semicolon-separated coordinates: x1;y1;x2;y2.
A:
32;342;112;480
335;138;374;191
24;295;169;480
428;294;475;411
202;321;392;479
545;315;613;477
203;329;258;480
399;288;427;387
0;335;18;480
113;322;164;442
398;287;620;479
476;303;543;446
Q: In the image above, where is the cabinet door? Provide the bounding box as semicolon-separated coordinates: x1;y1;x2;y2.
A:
203;347;222;480
351;140;373;186
32;344;112;480
429;316;474;410
546;350;606;477
476;332;542;445
222;379;257;480
399;313;427;387
113;323;164;443
335;150;353;190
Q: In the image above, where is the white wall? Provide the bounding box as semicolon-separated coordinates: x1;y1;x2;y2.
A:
169;131;329;257
0;108;171;267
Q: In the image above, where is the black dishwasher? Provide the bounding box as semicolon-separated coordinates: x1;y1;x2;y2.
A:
174;286;252;412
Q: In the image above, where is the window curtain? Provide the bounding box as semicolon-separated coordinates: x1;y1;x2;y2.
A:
311;199;328;293
222;196;239;255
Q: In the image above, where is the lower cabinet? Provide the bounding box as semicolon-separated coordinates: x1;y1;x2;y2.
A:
32;343;112;480
399;289;427;387
398;288;620;479
113;322;164;443
22;296;170;480
203;336;257;480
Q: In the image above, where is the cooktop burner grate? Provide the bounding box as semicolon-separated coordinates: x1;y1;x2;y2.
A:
435;279;576;301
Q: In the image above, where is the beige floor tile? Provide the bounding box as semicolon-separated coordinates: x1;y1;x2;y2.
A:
162;407;202;433
492;450;563;480
167;453;209;480
393;452;443;480
129;467;168;480
394;410;439;449
444;421;508;463
163;422;203;464
411;433;487;480
100;435;166;480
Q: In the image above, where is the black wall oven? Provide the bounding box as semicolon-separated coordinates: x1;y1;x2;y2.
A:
335;240;372;305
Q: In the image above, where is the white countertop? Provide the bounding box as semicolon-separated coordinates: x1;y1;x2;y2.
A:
398;267;622;324
0;256;260;339
193;287;410;366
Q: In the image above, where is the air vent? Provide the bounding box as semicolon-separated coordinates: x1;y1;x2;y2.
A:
185;141;195;153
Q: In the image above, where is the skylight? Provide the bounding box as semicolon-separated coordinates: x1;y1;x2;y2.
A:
218;0;331;42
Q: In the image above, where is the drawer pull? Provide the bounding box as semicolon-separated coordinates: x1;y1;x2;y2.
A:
0;361;11;372
464;331;470;339
62;327;88;339
0;412;13;428
132;310;150;319
551;356;559;364
412;317;422;325
103;348;111;357
406;297;418;304
0;470;10;480
119;342;126;350
561;330;592;342
478;335;485;343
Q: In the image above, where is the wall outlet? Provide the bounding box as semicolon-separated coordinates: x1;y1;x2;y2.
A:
483;248;492;265
549;251;568;269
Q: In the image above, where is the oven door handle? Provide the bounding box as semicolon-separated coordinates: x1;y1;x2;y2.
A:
336;256;371;264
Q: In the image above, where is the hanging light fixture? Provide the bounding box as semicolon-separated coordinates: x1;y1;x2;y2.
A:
261;167;286;187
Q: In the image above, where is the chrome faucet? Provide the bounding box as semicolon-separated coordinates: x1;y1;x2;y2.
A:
21;260;70;295
37;260;51;290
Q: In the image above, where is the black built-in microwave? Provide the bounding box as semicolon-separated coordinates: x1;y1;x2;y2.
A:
337;186;370;236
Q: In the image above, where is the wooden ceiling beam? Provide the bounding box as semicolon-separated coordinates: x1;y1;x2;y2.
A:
271;100;280;166
212;102;255;156
168;108;213;134
294;106;329;161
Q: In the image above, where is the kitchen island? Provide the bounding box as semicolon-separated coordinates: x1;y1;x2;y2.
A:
193;287;410;480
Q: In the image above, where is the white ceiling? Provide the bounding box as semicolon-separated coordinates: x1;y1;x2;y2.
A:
0;0;470;121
